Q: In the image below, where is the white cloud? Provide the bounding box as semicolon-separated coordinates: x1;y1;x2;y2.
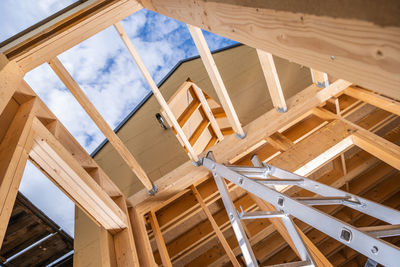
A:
2;2;238;241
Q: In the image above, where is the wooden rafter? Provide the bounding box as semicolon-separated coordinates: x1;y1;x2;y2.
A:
48;57;154;191
113;22;200;163
187;25;245;137
256;49;287;112
191;185;240;266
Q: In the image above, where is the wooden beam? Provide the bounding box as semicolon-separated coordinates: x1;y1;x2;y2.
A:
0;99;35;247
129;207;157;267
29;116;127;230
129;79;352;212
149;211;172;267
352;130;400;171
191;82;224;141
113;22;200;163
112;196;140;266
16;80;122;197
0;54;25;115
313;108;400;171
187;25;245;137
100;227;117;267
48;57;154;191
344;86;400;115
191;185;240;267
310;69;329;88
1;0;142;73
256;50;287;112
142;0;400;99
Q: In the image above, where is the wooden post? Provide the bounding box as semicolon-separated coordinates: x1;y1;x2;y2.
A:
149;211;172;267
256;50;287;112
187;25;245;138
48;57;155;192
112;196;140;266
129;207;157;267
310;68;329;88
0;98;36;247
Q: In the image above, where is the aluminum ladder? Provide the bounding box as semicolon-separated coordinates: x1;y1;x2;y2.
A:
201;152;400;267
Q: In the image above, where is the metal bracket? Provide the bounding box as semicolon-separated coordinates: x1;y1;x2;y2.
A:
147;184;158;196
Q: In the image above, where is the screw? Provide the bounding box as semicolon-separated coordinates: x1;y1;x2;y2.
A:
331;56;335;60
371;246;379;254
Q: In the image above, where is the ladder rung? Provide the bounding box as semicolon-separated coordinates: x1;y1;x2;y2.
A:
228;166;270;178
253;178;304;185
239;210;287;220
295;196;361;206
359;224;400;238
267;260;313;267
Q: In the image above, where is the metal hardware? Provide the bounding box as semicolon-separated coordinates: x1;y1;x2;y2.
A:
202;152;400;266
147;184;158;195
155;113;167;129
277;106;288;113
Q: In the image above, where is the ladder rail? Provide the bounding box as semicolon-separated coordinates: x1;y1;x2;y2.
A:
202;156;400;267
212;171;258;266
228;164;400;224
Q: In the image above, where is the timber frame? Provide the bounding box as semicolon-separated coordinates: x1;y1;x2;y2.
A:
0;1;399;266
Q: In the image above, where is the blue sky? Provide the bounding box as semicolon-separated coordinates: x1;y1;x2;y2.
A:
1;1;237;237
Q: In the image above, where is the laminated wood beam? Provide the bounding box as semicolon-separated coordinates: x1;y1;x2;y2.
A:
0;54;25;115
149;211;172;267
113;22;200;163
191;185;240;267
29;117;127;231
0;99;35;247
48;57;154;191
187;25;245;137
142;0;400;99
256;50;287;112
129;79;352;212
129;207;157;267
112;196;140;266
0;0;142;73
344;86;400;115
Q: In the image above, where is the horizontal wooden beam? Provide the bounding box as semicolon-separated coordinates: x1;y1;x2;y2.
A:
29;117;127;230
48;57;154;191
142;0;400;99
313;107;400;171
1;0;142;73
344;87;400;115
129;79;351;212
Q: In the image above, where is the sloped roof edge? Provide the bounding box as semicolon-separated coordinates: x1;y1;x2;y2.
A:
90;42;242;157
